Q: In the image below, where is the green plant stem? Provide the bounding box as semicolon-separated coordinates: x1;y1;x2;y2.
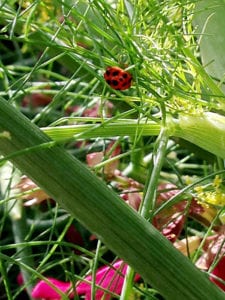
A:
120;265;135;300
122;137;146;183
11;203;34;297
42;112;225;160
91;239;102;300
0;163;34;297
140;125;169;220
0;259;13;300
42;121;161;141
173;112;225;159
121;124;169;299
120;123;169;300
0;99;225;300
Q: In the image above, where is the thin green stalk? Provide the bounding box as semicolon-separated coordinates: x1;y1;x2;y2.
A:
0;163;34;297
140;125;169;220
42;121;161;141
91;240;102;300
121;120;170;299
182;45;225;103
0;99;225;300
120;265;135;300
122;137;146;183
11;203;34;297
0;252;70;300
0;259;13;300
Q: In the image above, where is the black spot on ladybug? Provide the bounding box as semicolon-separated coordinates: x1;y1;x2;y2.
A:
112;70;119;76
112;80;119;86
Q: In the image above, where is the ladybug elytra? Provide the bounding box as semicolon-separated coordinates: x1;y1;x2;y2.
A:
104;66;132;91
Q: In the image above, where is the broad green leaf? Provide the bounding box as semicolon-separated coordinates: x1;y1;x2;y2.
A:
0;99;225;300
194;1;225;90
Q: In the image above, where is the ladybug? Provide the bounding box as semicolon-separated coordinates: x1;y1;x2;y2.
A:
104;66;132;90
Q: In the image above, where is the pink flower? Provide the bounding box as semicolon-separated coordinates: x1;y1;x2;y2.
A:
15;175;51;206
82;101;114;118
65;224;84;254
120;192;142;211
86;141;121;178
86;151;104;167
66;100;114;117
160;213;185;243
31;260;140;299
210;256;225;291
22;87;52;107
195;231;225;291
153;183;205;242
76;260;140;299
31;277;72;299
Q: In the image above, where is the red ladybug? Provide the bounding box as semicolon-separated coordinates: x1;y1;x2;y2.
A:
104;66;132;90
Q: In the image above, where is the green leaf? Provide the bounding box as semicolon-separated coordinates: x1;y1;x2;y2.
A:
194;0;225;90
0;99;225;300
